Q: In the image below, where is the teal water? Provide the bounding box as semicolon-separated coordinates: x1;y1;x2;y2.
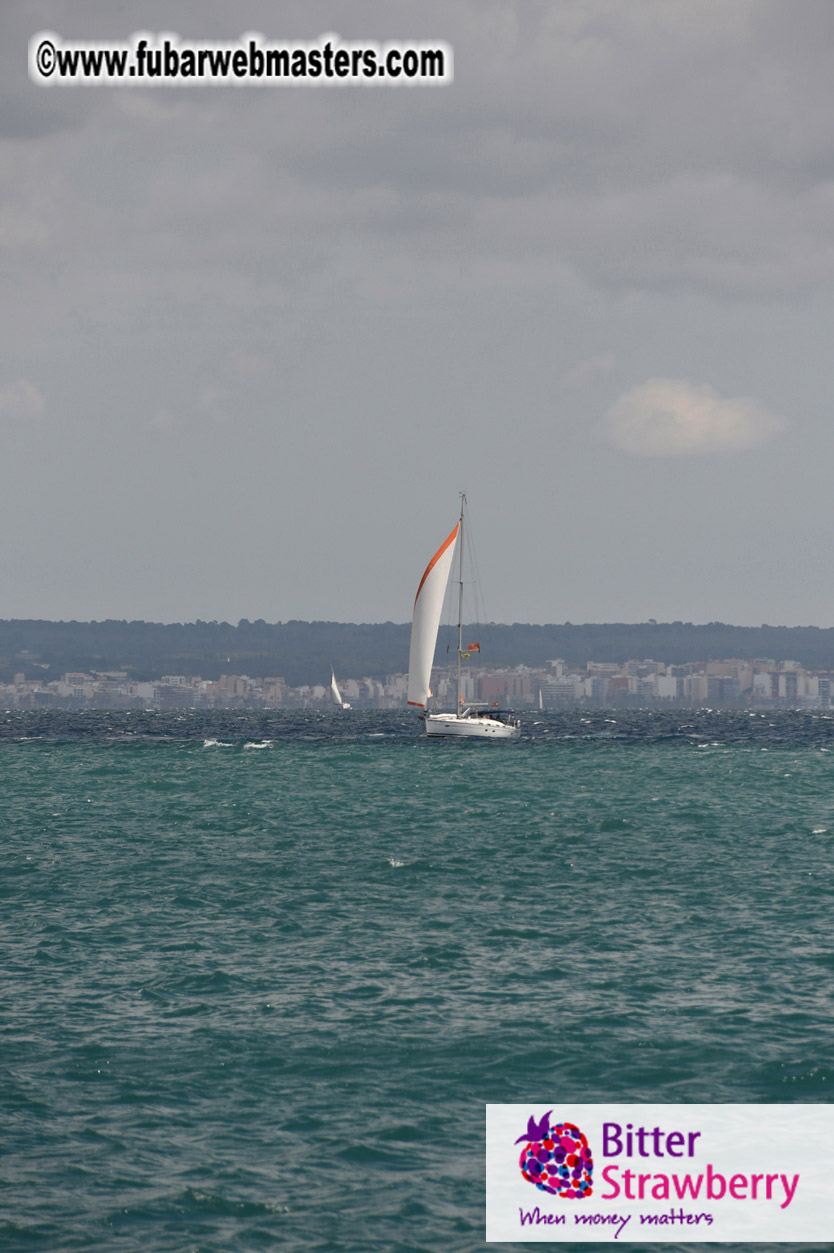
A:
2;710;833;1251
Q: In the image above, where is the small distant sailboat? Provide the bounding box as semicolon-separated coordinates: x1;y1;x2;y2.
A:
330;667;351;710
407;495;520;739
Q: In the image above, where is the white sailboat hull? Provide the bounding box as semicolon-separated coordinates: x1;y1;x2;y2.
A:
424;712;520;739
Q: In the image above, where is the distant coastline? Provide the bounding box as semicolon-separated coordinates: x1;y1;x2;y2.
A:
3;618;834;692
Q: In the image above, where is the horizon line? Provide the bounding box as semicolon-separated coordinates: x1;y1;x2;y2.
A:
2;617;834;631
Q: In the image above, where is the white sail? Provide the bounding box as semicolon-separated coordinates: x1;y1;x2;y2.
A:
330;667;350;709
406;522;459;709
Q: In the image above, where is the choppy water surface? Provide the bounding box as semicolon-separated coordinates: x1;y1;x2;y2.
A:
1;710;832;1251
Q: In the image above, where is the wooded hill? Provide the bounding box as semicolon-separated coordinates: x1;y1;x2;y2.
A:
3;619;834;687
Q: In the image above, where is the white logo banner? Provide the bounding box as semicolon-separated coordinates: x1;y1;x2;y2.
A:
486;1104;834;1242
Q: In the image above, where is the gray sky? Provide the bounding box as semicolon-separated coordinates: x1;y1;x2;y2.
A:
4;0;834;627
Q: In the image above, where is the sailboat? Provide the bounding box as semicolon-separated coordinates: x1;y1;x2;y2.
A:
330;667;351;709
406;495;520;739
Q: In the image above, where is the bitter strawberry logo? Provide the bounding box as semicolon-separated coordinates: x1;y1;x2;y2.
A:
516;1112;593;1198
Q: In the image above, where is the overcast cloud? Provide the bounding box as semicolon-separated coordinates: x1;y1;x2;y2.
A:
3;1;834;627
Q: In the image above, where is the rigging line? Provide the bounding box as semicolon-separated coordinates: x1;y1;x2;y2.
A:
440;501;487;644
463;507;488;631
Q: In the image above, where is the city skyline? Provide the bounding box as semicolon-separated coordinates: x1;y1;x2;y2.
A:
5;653;833;712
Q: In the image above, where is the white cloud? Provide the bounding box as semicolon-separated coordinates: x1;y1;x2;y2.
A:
601;378;787;456
0;377;44;420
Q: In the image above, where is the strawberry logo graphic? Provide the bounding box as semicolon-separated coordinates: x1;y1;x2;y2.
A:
516;1115;593;1198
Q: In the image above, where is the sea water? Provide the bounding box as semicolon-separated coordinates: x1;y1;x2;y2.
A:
1;709;832;1252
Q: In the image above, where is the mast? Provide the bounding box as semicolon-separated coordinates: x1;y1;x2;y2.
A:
456;493;465;713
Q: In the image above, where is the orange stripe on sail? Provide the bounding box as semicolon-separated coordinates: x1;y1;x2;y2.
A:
407;700;426;707
413;523;459;609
